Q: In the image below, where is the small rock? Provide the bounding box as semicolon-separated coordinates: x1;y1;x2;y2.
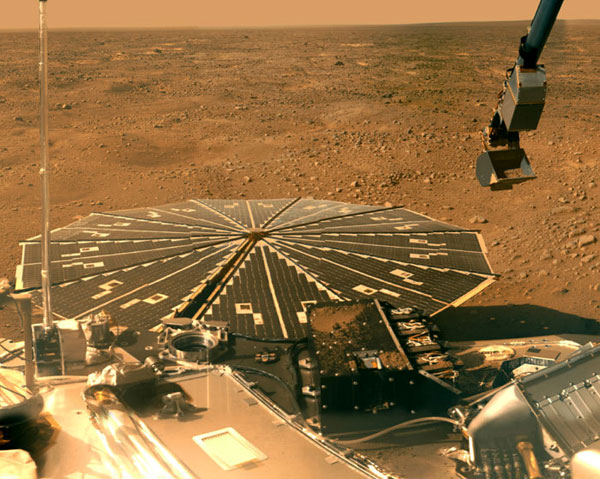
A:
0;277;10;295
14;116;24;122
579;235;597;248
334;60;344;66
582;254;596;264
538;270;549;277
551;205;575;214
469;216;488;224
384;201;393;208
350;180;359;188
242;176;252;184
61;103;72;110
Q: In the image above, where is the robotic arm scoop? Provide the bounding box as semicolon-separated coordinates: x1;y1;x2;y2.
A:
476;0;564;190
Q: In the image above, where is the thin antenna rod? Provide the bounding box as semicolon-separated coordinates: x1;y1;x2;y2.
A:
39;0;53;329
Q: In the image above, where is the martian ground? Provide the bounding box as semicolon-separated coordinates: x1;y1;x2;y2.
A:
0;20;599;339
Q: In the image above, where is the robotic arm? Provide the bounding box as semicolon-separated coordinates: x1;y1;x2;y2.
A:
476;0;564;190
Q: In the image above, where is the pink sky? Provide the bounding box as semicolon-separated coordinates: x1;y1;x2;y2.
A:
4;0;599;29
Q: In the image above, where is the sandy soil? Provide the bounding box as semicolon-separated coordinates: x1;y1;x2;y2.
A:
1;21;599;339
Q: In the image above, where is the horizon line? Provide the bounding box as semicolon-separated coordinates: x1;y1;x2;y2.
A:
2;18;599;33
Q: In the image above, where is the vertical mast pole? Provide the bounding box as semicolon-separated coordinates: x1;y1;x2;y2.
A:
39;0;53;329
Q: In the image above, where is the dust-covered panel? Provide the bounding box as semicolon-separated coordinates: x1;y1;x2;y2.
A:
111;200;243;232
202;243;337;339
36;213;225;241
17;236;239;290
32;243;237;329
270;239;449;314
272;231;492;275
274;207;464;234
17;198;495;332
246;199;298;228
266;199;382;230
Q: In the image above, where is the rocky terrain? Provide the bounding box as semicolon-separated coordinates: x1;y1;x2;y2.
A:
0;21;599;339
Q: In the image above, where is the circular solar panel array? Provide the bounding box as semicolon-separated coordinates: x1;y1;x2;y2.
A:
16;198;495;339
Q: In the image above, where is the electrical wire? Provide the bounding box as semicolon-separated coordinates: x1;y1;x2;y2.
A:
0;341;25;362
0;364;25;370
464;381;512;406
333;416;460;445
0;341;36;364
284;340;306;393
37;375;88;384
231;332;307;345
230;364;303;414
0;382;27;400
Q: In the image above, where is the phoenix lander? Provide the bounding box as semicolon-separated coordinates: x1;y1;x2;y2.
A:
2;1;600;478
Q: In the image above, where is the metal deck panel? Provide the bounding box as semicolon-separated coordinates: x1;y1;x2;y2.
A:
145;370;371;478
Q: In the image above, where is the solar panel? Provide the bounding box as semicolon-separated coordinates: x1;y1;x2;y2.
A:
16;198;496;336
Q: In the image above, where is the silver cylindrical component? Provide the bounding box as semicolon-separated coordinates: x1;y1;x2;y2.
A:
82;314;111;348
167;331;221;363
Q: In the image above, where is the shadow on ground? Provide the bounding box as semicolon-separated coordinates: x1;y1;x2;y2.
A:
433;304;600;341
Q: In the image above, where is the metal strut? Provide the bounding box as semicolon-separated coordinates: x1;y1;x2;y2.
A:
39;0;53;329
34;0;64;377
